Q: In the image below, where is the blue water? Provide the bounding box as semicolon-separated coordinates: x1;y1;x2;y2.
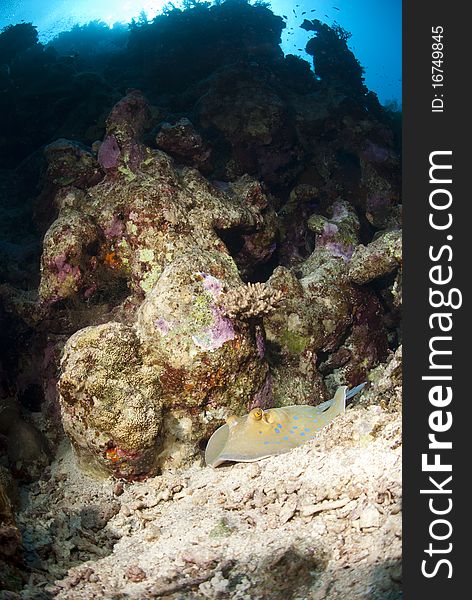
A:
0;0;401;105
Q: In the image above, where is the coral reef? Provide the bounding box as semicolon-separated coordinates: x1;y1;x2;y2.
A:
0;4;402;444
264;200;389;405
0;2;402;596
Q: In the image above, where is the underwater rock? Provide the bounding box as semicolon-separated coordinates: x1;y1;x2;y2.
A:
199;77;286;147
59;321;163;479
0;6;402;490
6;91;276;478
0;467;24;593
0;468;17;525
304;199;360;266
58;249;268;479
37;97;275;307
97;89;151;172
155;117;211;168
135;251;268;467
0;396;50;480
43;139;103;190
0;9;403;598
358;345;402;414
38;207;99;304
321;288;388;390
213;175;279;280
6;419;50;480
302;19;366;96
265;201;388;404
361;157;401;228
196;65;293;181
277;184;319;267
348;229;402;285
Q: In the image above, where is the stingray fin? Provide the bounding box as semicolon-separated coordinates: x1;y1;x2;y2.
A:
321;385;348;421
205;423;230;467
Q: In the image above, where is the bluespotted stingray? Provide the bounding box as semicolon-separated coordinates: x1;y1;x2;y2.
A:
205;383;366;467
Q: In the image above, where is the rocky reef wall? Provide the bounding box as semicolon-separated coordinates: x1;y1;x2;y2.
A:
0;2;402;595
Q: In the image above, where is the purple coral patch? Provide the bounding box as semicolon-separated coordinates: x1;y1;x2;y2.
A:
199;273;223;297
104;216;124;238
192;307;235;352
249;373;274;410
155;317;173;335
317;222;354;261
98;135;120;169
52;253;81;282
256;327;265;358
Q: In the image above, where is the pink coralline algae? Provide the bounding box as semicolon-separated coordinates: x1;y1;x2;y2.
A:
249;373;274;410
83;284;98;299
317;222;355;261
192;307;235;352
362;141;391;163
155;118;211;167
52;254;81;283
107;89;151;143
155;317;173;335
98;134;121;169
200;273;224;296
104;216;125;238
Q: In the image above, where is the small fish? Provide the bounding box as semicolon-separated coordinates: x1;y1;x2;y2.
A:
283;14;288;19
205;384;366;467
333;6;341;10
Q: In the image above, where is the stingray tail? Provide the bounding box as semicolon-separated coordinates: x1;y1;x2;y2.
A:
346;382;367;400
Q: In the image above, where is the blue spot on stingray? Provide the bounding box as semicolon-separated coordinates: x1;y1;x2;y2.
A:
300;432;305;436
274;429;280;434
277;423;282;428
283;436;289;440
304;428;310;432
264;441;270;445
293;415;299;420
